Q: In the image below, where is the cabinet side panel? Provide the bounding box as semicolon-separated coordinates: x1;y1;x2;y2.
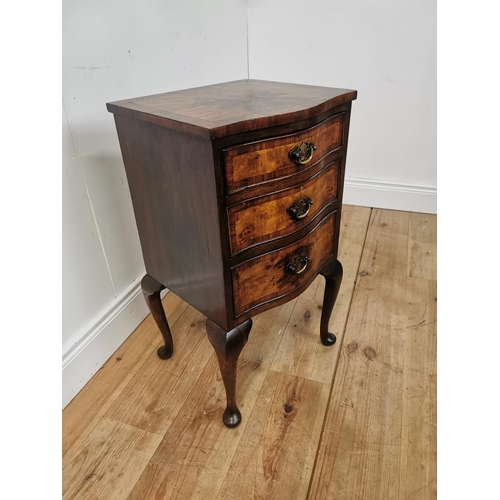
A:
334;102;352;258
113;115;227;328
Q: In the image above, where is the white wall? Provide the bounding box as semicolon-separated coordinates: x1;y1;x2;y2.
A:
247;0;436;213
62;0;248;407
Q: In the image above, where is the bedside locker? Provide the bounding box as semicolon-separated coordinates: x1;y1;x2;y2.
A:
107;80;357;427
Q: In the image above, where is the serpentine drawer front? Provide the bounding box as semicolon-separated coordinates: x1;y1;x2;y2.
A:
223;112;344;193
232;211;336;319
227;161;339;255
107;80;357;428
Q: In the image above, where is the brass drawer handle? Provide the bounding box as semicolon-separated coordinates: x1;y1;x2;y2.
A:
286;254;310;275
289;141;317;165
286;196;313;221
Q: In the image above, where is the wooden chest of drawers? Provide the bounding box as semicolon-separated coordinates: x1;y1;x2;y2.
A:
107;80;357;427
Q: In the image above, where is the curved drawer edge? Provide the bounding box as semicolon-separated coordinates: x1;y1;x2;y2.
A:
229;199;338;262
226;150;342;206
233;253;337;325
231;210;337;317
230;205;338;267
224;112;345;193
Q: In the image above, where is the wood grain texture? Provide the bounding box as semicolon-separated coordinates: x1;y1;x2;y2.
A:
114;115;228;329
401;214;437;499
127;357;243;500
62;207;436;500
206;318;253;427
224;112;343;191
127;355;265;500
127;296;299;500
319;259;343;346
63;418;162;500
308;209;437;500
408;212;437;280
107;80;356;139
218;370;330;500
62;292;188;458
103;306;212;436
141;274;173;359
226;148;342;207
108;81;356;332
270;205;371;384
399;278;437;499
232;211;336;318
109;83;356;332
228;162;338;254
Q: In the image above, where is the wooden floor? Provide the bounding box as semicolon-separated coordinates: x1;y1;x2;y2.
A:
63;206;436;500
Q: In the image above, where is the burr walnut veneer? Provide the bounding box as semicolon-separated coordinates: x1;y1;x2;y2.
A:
107;80;357;428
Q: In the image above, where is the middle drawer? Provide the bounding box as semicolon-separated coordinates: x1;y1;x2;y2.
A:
227;161;339;255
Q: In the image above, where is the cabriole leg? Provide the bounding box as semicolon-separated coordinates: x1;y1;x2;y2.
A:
319;259;343;346
141;274;174;360
206;318;253;428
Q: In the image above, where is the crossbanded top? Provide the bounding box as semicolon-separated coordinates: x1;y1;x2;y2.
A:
107;79;357;139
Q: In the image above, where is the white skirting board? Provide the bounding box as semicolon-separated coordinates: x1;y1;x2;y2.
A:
343;177;437;214
62;275;167;409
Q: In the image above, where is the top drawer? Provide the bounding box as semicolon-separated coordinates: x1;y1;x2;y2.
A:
223;112;344;194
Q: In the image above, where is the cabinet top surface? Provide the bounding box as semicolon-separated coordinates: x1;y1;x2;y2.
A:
107;79;357;139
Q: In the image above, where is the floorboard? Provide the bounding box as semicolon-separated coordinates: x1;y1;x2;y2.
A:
307;209;437;500
62;292;189;459
62;205;436;500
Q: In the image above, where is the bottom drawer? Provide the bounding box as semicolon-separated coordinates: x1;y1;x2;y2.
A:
232;211;336;317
